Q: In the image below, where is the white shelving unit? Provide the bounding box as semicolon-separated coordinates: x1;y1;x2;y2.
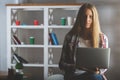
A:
6;3;81;80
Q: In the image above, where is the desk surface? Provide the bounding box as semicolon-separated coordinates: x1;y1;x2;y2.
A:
0;71;8;78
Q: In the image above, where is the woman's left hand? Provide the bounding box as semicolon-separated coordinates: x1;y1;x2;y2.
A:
94;67;107;74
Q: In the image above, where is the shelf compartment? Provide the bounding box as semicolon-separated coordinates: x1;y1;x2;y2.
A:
11;48;44;64
11;29;44;45
11;8;44;26
48;8;78;26
48;28;70;45
48;48;62;65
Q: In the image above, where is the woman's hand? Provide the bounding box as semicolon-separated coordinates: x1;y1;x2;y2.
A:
94;67;100;74
92;67;107;74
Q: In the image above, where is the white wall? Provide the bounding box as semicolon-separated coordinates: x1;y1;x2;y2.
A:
0;0;15;71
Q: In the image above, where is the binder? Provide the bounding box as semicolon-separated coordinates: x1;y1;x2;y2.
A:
12;35;21;44
50;32;59;45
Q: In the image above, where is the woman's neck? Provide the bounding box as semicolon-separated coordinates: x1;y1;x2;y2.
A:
81;29;92;40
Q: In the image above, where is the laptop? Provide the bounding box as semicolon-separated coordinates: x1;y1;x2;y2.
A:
76;48;110;69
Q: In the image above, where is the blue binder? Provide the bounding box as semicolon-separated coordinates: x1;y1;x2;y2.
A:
50;32;59;45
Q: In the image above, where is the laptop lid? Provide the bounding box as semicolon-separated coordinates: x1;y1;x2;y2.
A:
76;48;110;69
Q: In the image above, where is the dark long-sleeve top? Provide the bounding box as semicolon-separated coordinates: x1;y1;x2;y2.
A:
59;33;108;80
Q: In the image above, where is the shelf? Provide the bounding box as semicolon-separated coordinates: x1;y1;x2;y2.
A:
11;25;44;29
11;45;44;48
22;8;44;11
11;64;44;67
6;3;82;6
48;64;58;67
48;25;72;28
48;45;62;48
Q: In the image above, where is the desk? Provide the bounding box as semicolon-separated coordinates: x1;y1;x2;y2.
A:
0;71;8;80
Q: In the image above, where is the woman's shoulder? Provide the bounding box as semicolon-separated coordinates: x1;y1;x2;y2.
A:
99;32;109;48
99;33;108;40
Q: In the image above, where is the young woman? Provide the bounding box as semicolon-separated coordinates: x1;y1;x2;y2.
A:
59;3;108;80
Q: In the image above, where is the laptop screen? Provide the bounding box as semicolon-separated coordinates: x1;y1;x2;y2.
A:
76;48;110;69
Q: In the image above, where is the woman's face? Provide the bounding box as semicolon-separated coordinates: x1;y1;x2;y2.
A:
85;9;93;29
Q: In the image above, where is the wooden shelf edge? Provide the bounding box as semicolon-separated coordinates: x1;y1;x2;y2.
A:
6;3;83;6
